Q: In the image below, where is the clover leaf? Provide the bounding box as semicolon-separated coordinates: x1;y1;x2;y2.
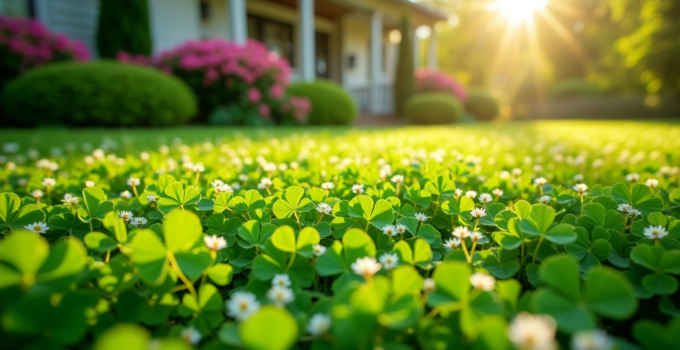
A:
630;245;680;295
611;183;663;215
348;195;394;230
157;182;201;214
0;192;45;233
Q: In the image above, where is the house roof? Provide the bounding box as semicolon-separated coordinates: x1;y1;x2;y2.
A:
389;0;448;21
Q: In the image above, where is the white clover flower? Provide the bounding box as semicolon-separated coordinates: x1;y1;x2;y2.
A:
478;193;493;204
630;209;642;217
230;183;241;191
307;314;331;336
147;194;157;203
471;208;486;220
260;177;273;187
257;183;266;190
238;174;249;182
415;212;429;222
508;313;557;350
119;211;133;223
83;156;94;165
127;177;141;187
465;190;478;200
534;177;548;186
645;178;659;190
321;182;335;190
211;179;225;189
454;188;463;198
31;189;44;199
573;184;588;196
193;163;205;172
470;273;495;291
61;194;79;207
643;225;668;240
140;152;150;162
203;235;227;251
351;184;364;195
396;224;407;235
272;273;292;287
351;257;382;278
571;330;614;350
382;225;397;237
539;195;552;204
267;285;294;307
41;177;56;188
444;237;462;250
92;149;105;159
131;217;148;228
492;188;503;197
24;222;49;234
391;175;404;184
218;184;234;194
470;231;485;242
17;178;27;186
379;253;399;270
533;164;543;173
574;174;585;182
452;226;470;239
625;172;640;183
313;244;326;257
512;168;523;176
617;204;633;214
85;180;95;188
423;278;436;293
316;202;332;214
180;327;202;345
6;162;16;171
120;190;131;200
226;291;260;321
499;171;510;180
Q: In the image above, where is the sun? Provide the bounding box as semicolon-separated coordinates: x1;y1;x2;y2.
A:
488;0;549;22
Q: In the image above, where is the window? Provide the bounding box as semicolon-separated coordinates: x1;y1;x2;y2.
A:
0;0;34;17
247;14;294;67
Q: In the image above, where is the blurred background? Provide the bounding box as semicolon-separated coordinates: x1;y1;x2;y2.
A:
0;0;678;127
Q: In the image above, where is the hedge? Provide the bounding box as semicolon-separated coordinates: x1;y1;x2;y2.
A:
405;92;463;124
1;61;197;127
287;80;357;125
465;90;500;121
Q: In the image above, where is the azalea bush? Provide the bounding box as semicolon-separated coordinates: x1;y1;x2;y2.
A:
415;68;467;101
0;16;89;92
118;39;311;126
1;121;680;349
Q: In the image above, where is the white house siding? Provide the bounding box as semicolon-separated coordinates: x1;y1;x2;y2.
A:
148;0;200;53
34;0;99;56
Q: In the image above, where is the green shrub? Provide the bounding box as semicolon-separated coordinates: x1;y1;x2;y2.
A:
465;90;500;120
1;61;196;127
550;79;600;99
405;92;463;124
96;0;152;58
287;80;357;125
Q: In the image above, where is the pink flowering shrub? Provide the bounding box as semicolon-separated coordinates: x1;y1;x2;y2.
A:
0;16;89;90
118;39;310;125
415;69;467;101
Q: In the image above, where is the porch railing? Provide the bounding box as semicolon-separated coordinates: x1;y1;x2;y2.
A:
347;82;394;115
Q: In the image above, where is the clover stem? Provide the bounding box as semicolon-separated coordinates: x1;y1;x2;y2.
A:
105;250;111;263
470;241;478;258
293;211;302;230
655;238;660;246
317;213;324;224
532;236;545;263
473;218;479;232
622;214;629;233
539;185;543;197
396;183;401;197
132;185;138;197
89;220;93;232
194;171;200;186
579;194;584;216
46;188;52;206
167;252;197;299
266;185;271;196
518;243;525;278
36;197;40;206
285;250;297;271
461;240;471;263
426;306;441;319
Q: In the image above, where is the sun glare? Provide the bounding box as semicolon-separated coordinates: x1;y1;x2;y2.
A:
488;0;549;22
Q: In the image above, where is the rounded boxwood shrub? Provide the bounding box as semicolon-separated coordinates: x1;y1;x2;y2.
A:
405;92;462;124
1;61;197;127
550;79;600;99
287;80;357;125
465;90;499;121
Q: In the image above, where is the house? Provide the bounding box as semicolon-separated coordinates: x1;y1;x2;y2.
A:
2;0;445;114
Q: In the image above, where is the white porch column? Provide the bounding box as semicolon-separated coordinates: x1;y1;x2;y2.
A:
298;0;315;81
413;34;421;69
369;11;383;114
427;28;438;69
229;0;247;43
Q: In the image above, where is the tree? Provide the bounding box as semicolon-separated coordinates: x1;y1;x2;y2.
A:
96;0;152;58
394;12;415;117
